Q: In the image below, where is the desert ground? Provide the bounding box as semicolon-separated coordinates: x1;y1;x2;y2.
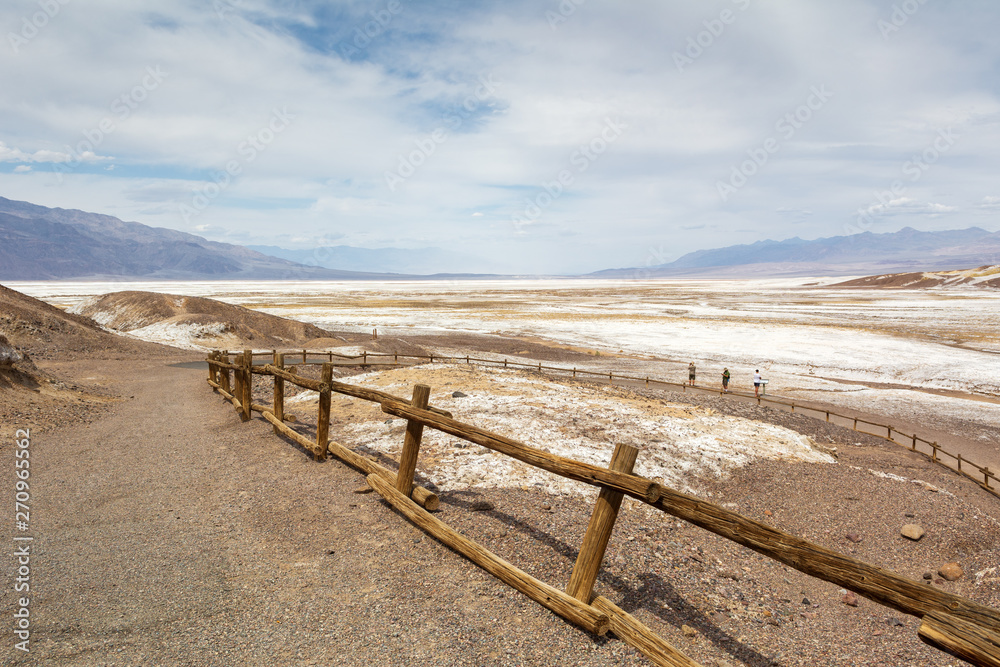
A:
2;278;999;666
15;277;1000;470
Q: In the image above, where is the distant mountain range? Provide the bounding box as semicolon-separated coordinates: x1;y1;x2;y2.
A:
0;197;395;280
3;196;999;280
247;244;498;275
590;227;1000;278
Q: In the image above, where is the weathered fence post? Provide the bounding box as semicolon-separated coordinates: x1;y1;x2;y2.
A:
302;349;307;364
566;442;640;603
315;363;332;461
396;384;431;498
240;349;253;422
273;352;285;433
208;351;217;383
233;352;242;395
363;351;367;365
220;352;231;394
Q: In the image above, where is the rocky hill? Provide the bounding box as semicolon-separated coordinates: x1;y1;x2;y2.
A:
830;265;1000;289
0;283;182;361
0;197;394;280
0;283;185;423
70;291;336;350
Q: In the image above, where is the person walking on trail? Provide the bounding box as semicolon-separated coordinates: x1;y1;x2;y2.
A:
722;367;730;393
753;369;762;397
688;362;696;386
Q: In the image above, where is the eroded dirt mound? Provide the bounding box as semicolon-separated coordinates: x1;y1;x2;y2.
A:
0;285;189;434
71;291;335;350
831;265;1000;289
0;283;181;361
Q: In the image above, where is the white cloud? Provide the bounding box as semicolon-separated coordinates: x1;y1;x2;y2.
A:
0;1;998;273
0;141;109;164
860;197;958;217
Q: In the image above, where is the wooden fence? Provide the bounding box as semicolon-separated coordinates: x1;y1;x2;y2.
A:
206;349;1000;667
238;348;998;500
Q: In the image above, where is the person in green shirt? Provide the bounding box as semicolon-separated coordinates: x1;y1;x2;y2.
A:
722;367;730;393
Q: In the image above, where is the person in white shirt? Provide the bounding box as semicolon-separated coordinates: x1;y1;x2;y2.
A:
753;369;762;397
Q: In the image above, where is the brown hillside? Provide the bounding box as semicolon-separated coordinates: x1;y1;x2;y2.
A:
830;265;1000;289
0;285;186;431
0;283;182;361
71;291;334;349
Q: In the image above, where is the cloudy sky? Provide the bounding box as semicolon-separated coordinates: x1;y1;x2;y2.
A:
2;0;999;274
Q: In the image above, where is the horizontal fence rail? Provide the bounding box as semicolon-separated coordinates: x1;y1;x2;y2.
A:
229;347;997;500
205;349;1000;667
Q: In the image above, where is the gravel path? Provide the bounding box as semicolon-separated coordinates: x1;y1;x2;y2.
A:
3;355;1000;666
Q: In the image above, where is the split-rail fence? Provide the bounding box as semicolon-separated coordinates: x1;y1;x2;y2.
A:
205;349;1000;667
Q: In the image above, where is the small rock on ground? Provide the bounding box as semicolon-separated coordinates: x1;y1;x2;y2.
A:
938;562;964;581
